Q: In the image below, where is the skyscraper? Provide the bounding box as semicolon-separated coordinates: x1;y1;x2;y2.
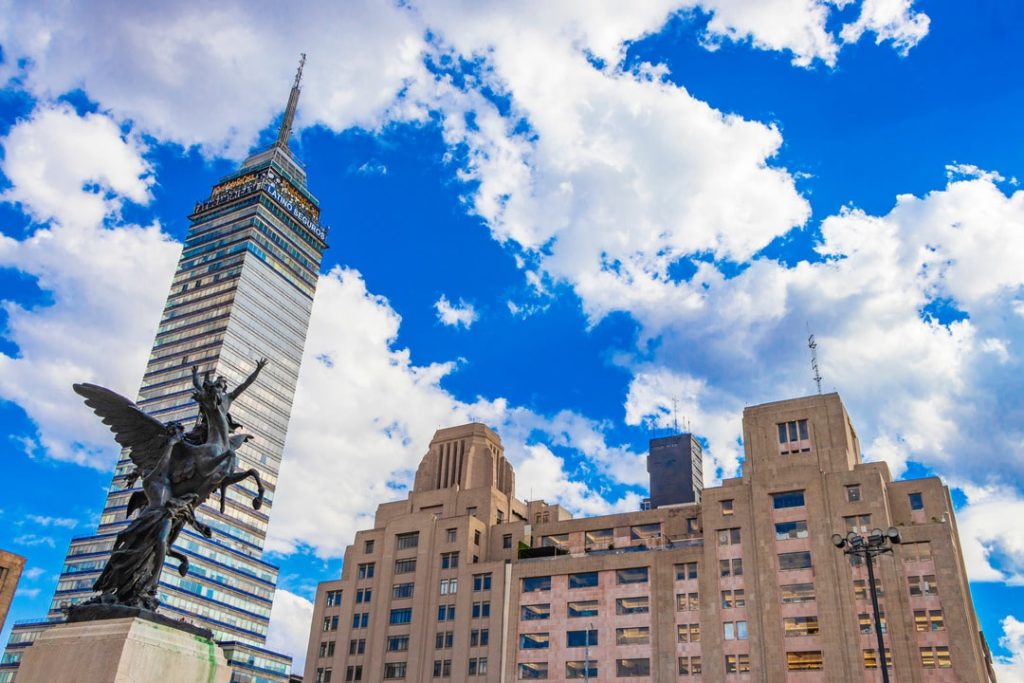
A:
647;432;703;508
1;58;326;683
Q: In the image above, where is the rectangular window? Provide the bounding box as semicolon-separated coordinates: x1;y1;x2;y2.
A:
446;528;457;542
437;604;455;622
630;523;662;541
914;609;944;632
357;563;374;579
853;578;883;599
474;529;481;545
394;558;417;574
903;541;932;562
568;571;598;588
434;631;453;649
846;484;861;502
468;657;487;676
859;612;887;634
863;648;892;669
585;528;613;547
473;573;492;591
678;656;702;675
908;575;938;596
386;636;406;652
615;658;650;677
772;490;806;509
351;612;368;629
523;576;552;592
502;534;513;549
780;583;815;603
909;492;925;510
724;654;751;674
440;552;459;569
568;600;599;618
720;558;743;577
518;662;548;679
520;632;550;649
920;646;951;668
778;419;810;452
675;562;698;580
350;639;366;655
432;659;451;678
721;499;734;516
566;629;599;647
787;651;823;671
676;623;700;643
325;590;343;607
844;514;871;533
323;616;339;631
615;596;649;615
382;662;406;679
779;551;812;570
616;627;650;646
718;528;741;545
471;629;489;647
521;603;550;621
783;616;819;636
616;567;649;584
775;520;809;541
687;517;700;534
389;608;412;625
345;666;362;682
565;661;598;679
723;621;748;640
472;601;491;618
721;589;745;608
355;588;371;604
392;583;414;600
439;578;458;595
542;533;568;549
396;532;419;550
676;592;699;611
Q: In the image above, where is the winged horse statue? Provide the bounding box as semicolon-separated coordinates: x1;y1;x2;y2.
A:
71;360;268;611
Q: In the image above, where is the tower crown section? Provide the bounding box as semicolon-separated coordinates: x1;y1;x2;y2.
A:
414;423;515;498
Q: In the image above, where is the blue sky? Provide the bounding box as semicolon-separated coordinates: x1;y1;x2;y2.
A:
0;0;1022;675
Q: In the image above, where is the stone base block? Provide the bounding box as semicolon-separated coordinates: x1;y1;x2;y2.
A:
17;616;231;683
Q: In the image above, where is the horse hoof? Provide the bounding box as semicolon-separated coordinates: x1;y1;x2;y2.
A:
178;560;189;577
253;497;263;511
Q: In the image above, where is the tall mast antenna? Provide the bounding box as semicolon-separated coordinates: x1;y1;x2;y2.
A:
672;399;679;434
808;327;822;395
276;53;306;149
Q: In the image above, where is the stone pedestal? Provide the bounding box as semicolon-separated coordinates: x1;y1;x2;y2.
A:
17;613;231;683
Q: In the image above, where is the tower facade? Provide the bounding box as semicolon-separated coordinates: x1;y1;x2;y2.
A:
1;60;325;683
304;394;996;683
647;433;703;508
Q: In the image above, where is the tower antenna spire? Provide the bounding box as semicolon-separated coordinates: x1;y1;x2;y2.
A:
672;399;679;434
807;325;822;395
276;53;306;149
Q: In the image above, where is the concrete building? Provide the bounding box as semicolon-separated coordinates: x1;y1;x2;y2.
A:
1;59;325;683
0;551;26;632
304;393;996;682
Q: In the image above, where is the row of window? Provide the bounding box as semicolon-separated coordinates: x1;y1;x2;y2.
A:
519;659;649;679
522;567;648;593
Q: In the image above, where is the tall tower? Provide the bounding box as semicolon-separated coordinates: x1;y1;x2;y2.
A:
646;432;703;508
1;57;324;683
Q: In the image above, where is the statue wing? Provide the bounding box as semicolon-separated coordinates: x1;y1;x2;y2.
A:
73;383;170;474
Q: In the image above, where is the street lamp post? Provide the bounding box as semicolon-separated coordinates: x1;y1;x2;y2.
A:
832;527;902;683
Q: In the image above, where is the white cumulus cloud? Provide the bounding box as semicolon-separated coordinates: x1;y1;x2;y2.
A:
266;589;315;674
434;294;478;329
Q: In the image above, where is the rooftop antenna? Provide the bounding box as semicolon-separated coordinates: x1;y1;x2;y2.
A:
672;399;679;434
807;326;823;395
276;53;306;149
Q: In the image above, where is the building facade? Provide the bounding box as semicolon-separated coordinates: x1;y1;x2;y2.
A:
1;60;325;683
647;433;703;509
0;550;26;633
304;393;996;682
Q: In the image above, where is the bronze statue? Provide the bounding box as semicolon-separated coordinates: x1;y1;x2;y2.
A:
71;361;268;611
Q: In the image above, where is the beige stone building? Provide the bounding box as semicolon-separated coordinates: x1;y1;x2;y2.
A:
0;550;25;633
303;394;997;682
